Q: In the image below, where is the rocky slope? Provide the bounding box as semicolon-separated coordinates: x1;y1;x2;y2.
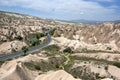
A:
0;51;117;80
0;11;120;80
0;51;80;80
53;23;120;52
0;11;78;55
1;11;120;54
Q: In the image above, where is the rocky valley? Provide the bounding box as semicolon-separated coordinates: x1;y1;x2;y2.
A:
0;11;120;80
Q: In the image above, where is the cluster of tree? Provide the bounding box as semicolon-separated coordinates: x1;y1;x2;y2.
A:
21;32;45;53
29;38;40;46
35;33;45;39
28;33;45;46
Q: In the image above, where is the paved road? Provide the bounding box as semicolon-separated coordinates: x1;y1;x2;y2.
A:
0;33;52;61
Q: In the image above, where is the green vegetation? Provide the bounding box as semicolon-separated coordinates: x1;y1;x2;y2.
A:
113;62;120;68
71;56;120;68
0;58;13;67
36;33;45;39
24;62;41;71
42;45;60;56
63;47;73;53
27;32;45;46
0;61;4;66
49;28;56;35
19;32;47;56
24;56;66;71
61;54;73;70
42;45;60;52
104;66;108;70
69;66;98;80
106;47;112;50
29;38;40;46
76;48;120;54
21;46;28;53
15;35;23;40
28;33;45;40
0;41;4;45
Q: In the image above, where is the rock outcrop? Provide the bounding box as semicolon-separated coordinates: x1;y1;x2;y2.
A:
53;23;120;51
0;11;120;80
35;70;81;80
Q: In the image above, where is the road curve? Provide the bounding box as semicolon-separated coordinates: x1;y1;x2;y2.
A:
0;33;52;61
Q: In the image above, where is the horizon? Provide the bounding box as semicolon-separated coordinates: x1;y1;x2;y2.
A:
0;0;120;21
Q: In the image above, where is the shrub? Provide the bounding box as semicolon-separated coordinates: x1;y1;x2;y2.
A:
22;46;28;53
43;45;60;52
113;62;120;68
104;66;108;70
0;61;4;66
36;33;45;39
29;38;40;46
0;41;4;44
95;73;100;79
106;47;112;50
28;33;45;40
50;28;56;35
55;64;60;68
35;65;41;70
15;35;23;40
63;47;73;53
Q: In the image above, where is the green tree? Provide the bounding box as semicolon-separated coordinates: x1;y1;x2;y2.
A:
15;35;23;40
113;62;120;68
36;33;45;39
29;38;40;46
50;28;56;35
63;47;73;53
22;46;28;53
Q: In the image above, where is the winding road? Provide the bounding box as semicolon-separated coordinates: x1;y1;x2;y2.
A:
0;33;52;61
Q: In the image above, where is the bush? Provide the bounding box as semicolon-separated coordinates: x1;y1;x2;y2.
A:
113;62;120;68
35;65;41;70
15;35;23;40
50;28;56;35
36;33;45;39
63;47;73;53
0;61;4;66
22;46;28;53
0;41;4;44
104;66;108;70
106;47;112;50
29;38;40;46
43;45;60;52
28;33;45;40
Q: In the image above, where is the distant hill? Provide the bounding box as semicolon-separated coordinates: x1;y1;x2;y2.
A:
109;20;120;24
71;19;120;24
